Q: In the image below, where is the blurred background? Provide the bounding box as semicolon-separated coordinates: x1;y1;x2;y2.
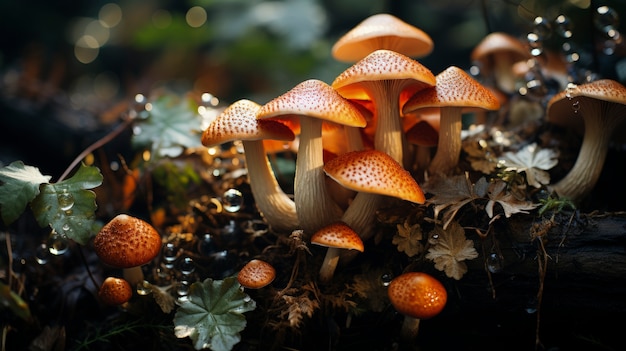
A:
1;0;624;177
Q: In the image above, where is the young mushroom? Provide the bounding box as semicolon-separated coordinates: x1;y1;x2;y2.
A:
332;49;436;166
237;259;276;289
332;13;434;63
310;221;364;284
546;79;626;203
387;272;447;341
93;214;162;287
257;79;367;235
201;99;299;233
403;66;500;177
98;276;133;306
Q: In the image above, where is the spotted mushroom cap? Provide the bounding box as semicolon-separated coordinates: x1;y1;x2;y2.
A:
93;214;162;268
331;49;436;100
403;66;501;114
388;272;447;320
237;259;276;289
323;149;425;204
98;276;133;305
310;221;364;252
201;99;295;147
256;79;367;128
332;13;433;62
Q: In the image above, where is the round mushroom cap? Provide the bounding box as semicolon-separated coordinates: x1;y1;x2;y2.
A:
93;214;162;269
470;32;531;68
98;277;133;306
388;272;447;320
332;13;434;62
310;221;364;252
323;149;426;204
237;259;276;289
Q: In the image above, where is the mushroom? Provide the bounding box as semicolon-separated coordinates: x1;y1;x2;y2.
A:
546;79;626;203
332;49;436;166
404;115;439;174
403;66;501;176
310;221;364;284
93;214;162;287
257;79;367;235
201;99;299;233
387;272;447;341
332;13;434;63
237;259;276;289
324;149;425;244
470;32;532;94
98;277;133;306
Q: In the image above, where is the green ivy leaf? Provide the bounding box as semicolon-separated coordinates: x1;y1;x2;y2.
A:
174;277;256;351
30;163;103;245
132;94;204;159
0;161;52;224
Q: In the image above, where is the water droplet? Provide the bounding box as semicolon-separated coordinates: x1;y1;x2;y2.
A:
222;189;243;212
532;17;552;40
561;42;579;63
572;100;580;113
178;257;195;276
565;83;578;98
177;281;190;300
381;273;393;287
35;243;50;264
525;297;538;314
47;232;69;255
554;15;573;39
132;125;142;135
594;6;620;34
162;242;178;269
487;253;502;273
62;223;70;232
57;191;74;211
136;280;153;295
198;233;218;255
526;32;543;56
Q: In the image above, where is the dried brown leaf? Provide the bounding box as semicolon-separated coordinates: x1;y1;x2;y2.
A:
426;221;478;280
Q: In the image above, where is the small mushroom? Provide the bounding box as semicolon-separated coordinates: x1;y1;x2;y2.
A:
257;79;367;235
332;49;436;166
310;221;364;284
546;79;626;203
202;99;298;233
387;272;447;341
237;259;276;289
403;66;500;176
93;214;162;287
332;13;434;62
98;277;133;306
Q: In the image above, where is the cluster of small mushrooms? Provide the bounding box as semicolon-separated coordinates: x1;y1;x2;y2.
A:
91;12;626;342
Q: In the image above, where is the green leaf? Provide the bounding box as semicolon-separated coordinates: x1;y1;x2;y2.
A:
174;277;256;351
131;94;204;160
30;163;103;245
0;161;52;224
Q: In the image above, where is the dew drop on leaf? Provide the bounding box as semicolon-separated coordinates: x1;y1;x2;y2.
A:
222;188;243;212
57;191;74;211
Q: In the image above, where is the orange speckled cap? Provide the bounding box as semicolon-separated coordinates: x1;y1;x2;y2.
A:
310;221;364;252
388;272;447;319
323;149;425;204
93;214;162;268
237;259;276;289
98;277;133;305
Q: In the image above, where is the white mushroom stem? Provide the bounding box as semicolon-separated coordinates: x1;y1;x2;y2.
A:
550;105;622;202
318;247;341;284
122;266;145;288
242;140;299;233
400;316;421;341
342;192;384;242
295;117;343;235
367;80;409;164
428;106;463;176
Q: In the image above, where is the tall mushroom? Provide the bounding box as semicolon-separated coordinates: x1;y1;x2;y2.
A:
257;79;367;235
546;79;626;203
332;49;436;166
93;214;162;287
201;99;298;233
310;221;364;284
324;149;425;244
332;13;434;63
403;66;501;176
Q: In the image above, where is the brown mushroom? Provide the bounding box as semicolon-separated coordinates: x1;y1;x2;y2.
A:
202;99;298;233
546;79;626;202
332;13;434;63
237;259;276;289
310;221;364;283
93;214;162;287
98;277;133;306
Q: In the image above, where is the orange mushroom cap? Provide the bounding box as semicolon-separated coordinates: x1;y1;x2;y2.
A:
93;214;162;269
98;277;133;306
470;32;531;65
310;221;364;252
332;13;434;62
388;272;447;320
323;149;425;204
237;259;276;289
